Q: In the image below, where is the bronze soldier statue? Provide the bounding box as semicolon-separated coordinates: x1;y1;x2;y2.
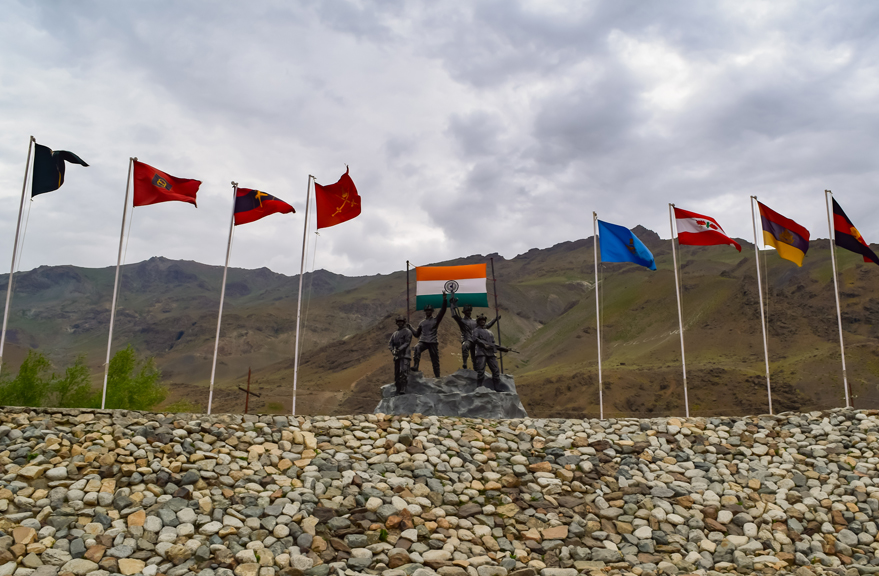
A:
470;313;511;391
388;315;413;395
451;298;498;370
411;292;447;377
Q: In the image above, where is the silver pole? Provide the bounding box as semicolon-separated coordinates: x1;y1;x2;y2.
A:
101;157;135;409
669;204;689;417
0;136;34;377
751;196;773;415
207;182;238;414
593;212;603;420
825;189;850;408
292;175;313;416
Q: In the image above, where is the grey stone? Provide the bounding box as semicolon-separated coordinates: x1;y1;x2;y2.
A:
374;370;527;418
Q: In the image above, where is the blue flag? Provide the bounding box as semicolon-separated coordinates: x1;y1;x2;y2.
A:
597;220;656;270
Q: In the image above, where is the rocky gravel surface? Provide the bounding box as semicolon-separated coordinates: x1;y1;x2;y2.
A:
0;408;877;576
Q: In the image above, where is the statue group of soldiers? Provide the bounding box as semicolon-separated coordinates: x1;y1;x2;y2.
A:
388;292;509;395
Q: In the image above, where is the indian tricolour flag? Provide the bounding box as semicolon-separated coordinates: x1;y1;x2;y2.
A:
416;264;488;309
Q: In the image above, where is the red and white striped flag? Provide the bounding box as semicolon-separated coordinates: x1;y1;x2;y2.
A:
674;207;741;251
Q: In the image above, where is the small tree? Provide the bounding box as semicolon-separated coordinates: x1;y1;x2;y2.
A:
0;350;53;407
51;356;98;408
104;345;166;410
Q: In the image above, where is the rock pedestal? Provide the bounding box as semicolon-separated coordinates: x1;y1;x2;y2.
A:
374;368;528;418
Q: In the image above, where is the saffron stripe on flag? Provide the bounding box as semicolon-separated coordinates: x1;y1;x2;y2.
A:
415;264;486;281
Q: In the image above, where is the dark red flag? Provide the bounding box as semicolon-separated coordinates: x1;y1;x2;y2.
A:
315;167;361;229
234;188;295;226
133;161;201;207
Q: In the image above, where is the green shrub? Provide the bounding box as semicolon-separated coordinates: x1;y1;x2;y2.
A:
104;345;167;410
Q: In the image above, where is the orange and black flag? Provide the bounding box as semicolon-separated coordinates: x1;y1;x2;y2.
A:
833;198;879;266
758;201;810;267
314;167;361;229
133;161;201;207
234;188;295;226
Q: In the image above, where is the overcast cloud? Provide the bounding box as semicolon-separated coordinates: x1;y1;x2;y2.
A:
1;1;878;277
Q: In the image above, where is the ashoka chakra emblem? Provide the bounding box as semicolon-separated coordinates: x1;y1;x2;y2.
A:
444;280;460;293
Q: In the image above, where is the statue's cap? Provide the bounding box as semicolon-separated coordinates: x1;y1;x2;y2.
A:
463;304;473;311
423;304;434;312
395;315;406;322
476;313;488;321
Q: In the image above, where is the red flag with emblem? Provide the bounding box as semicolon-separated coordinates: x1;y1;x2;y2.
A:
132;160;201;207
314;167;361;229
674;207;741;251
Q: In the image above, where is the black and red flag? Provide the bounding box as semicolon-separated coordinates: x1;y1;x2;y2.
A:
234;188;295;226
833;198;879;266
133;161;201;207
315;167;361;229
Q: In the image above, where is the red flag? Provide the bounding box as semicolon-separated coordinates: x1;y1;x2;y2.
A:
315;167;361;229
234;188;295;226
674;207;741;252
133;161;201;207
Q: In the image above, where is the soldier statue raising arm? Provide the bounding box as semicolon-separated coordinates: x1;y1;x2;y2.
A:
388;316;413;395
411;292;447;378
451;297;498;370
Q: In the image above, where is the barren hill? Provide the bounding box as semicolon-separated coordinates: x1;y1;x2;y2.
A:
1;228;878;418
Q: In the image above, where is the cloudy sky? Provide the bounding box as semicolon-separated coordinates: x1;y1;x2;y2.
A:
1;1;878;278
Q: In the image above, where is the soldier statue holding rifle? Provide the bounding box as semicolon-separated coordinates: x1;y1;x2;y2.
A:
411;292;447;377
470;313;515;391
451;297;498;370
388;316;413;395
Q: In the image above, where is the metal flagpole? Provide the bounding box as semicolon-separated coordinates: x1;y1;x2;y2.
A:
490;257;504;373
668;204;689;417
101;157;135;409
750;196;773;415
207;182;238;414
593;212;603;420
825;189;851;408
406;261;410;325
0;136;35;377
292;175;313;416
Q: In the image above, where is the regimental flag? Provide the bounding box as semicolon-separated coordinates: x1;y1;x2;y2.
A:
674;207;741;252
31;143;88;197
597;220;656;270
833;198;879;266
757;201;810;266
234;188;295;226
133;161;201;207
416;264;488;309
315;167;361;229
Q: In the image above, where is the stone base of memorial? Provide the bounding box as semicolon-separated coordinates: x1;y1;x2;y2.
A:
374;368;528;418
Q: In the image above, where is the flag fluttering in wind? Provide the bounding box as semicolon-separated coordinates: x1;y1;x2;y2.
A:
597;220;656;270
133;161;201;207
416;264;488;309
757;201;810;266
234;188;295;226
674;207;741;252
31;143;88;197
832;198;879;266
315;167;361;229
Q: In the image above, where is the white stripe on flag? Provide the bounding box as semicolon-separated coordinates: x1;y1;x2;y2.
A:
676;217;729;237
416;278;487;296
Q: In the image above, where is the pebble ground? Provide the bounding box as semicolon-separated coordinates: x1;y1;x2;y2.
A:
0;407;877;576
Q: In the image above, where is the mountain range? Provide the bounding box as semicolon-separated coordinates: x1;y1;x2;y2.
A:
1;225;877;418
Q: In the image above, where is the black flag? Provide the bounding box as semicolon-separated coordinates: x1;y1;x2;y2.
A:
31;143;88;197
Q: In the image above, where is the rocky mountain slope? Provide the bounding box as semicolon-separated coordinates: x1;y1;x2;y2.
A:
1;228;878;417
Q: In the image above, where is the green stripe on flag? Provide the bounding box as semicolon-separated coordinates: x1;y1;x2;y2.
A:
415;293;488;310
